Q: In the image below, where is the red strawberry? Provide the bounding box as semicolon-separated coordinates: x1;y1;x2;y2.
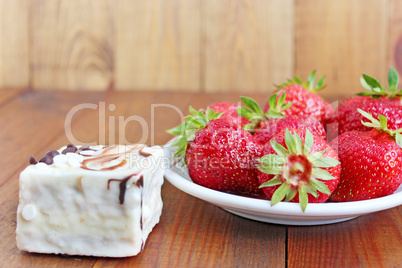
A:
209;102;250;127
238;93;327;145
255;116;326;145
167;107;264;196
329;110;402;202
257;128;340;211
329;67;402;139
263;71;333;125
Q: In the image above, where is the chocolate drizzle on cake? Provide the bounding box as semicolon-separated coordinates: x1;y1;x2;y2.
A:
136;176;144;188
81;145;145;171
136;175;145;250
81;155;127;171
30;144;151;169
139;148;152;158
135;176;144;230
107;174;136;205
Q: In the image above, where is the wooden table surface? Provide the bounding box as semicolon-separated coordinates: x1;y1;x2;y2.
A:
0;89;401;267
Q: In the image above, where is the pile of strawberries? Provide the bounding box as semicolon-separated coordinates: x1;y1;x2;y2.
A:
167;68;402;212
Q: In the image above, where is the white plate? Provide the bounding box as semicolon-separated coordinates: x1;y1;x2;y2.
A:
163;142;402;226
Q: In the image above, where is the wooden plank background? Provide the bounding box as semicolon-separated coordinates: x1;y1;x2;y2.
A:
0;0;401;97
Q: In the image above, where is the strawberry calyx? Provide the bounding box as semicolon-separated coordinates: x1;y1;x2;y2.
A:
276;70;326;93
256;129;340;212
358;109;402;148
357;67;402;100
166;106;222;162
237;92;291;132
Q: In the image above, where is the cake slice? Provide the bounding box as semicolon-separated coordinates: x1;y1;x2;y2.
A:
16;144;165;257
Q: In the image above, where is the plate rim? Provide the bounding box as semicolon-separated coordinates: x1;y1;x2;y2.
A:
165;166;402;218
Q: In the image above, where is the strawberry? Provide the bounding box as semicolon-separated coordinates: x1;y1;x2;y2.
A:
167;107;264;196
328;67;402;139
256;129;340;211
254;116;327;145
209;102;250;127
329;110;402;202
264;70;333;125
237;93;327;145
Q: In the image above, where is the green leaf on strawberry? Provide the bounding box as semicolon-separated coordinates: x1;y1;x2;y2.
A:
357;67;401;99
388;66;399;92
237;92;291;132
166;106;222;162
257;129;340;212
276;70;326;93
358;108;402;149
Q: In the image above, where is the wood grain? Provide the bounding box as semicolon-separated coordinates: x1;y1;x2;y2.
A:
2;0;402;94
295;0;389;98
389;0;402;75
203;0;294;93
115;0;201;92
30;0;114;91
0;88;27;107
0;91;105;185
0;0;29;88
287;207;402;268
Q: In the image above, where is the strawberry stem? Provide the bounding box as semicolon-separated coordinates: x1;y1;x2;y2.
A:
358;109;402;148
257;129;340;212
166;106;222;163
276;70;326;93
357;67;402;99
237;92;290;132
